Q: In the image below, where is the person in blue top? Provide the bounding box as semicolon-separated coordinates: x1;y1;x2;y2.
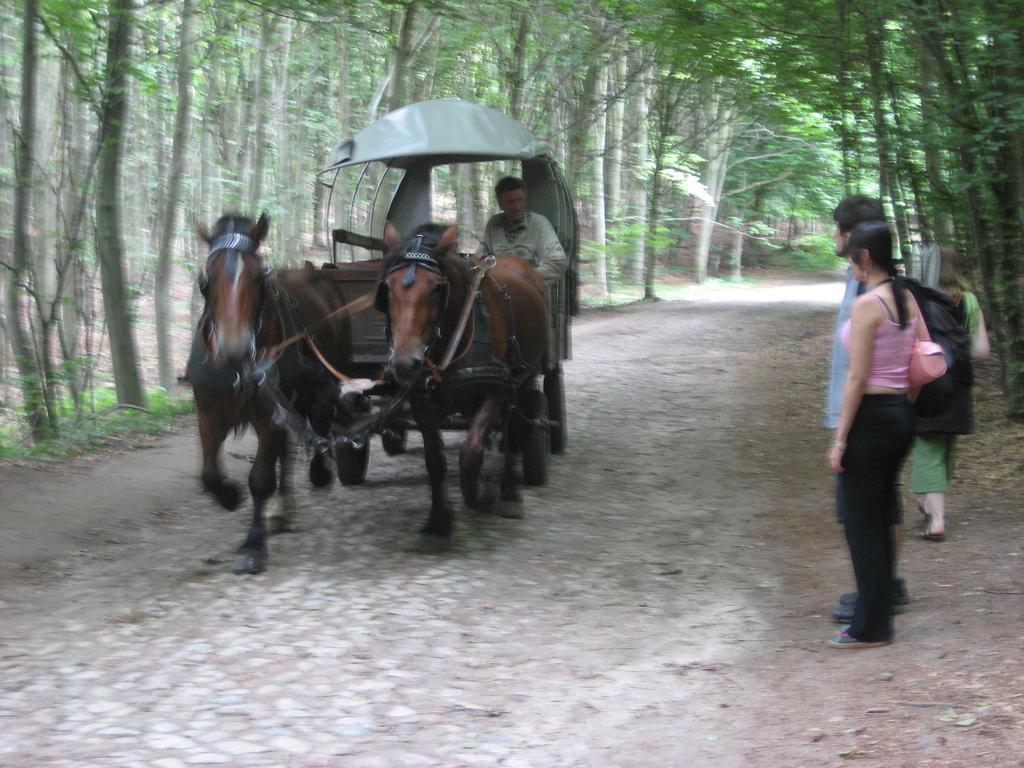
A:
826;195;909;623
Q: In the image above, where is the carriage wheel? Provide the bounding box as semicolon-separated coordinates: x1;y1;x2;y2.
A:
381;425;407;456
336;442;369;486
543;365;567;455
520;388;550;487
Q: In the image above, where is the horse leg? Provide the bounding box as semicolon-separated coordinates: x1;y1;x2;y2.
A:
412;393;454;536
497;408;524;516
460;393;501;512
307;386;337;487
195;391;242;510
266;434;296;535
234;416;285;574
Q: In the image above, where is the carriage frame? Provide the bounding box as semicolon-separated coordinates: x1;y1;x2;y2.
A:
313;99;578;482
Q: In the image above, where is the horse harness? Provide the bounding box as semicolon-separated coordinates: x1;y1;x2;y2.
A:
376;232;526;387
375;232;452;351
198;227;376;431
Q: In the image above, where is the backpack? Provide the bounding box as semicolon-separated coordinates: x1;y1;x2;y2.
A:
903;278;973;419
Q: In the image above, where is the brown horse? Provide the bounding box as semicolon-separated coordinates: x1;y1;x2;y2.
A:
189;213;354;574
377;222;548;535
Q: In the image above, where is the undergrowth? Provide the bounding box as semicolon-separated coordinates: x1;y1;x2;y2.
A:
0;389;194;459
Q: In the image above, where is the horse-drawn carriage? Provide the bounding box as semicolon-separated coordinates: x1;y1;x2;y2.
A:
316;98;578;470
190;99;578;572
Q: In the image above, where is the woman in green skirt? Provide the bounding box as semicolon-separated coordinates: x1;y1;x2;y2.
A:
912;247;990;541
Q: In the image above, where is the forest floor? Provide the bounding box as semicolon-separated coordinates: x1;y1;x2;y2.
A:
1;269;1022;767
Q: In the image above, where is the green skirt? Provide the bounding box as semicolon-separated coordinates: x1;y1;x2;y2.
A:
910;434;957;494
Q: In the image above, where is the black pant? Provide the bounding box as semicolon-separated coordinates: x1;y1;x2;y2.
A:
840;394;914;641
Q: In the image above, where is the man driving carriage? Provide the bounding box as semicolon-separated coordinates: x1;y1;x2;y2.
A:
479;176;568;286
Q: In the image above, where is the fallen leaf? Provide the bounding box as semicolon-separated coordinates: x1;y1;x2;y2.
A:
955;715;978;727
938;708;958;723
839;746;859;758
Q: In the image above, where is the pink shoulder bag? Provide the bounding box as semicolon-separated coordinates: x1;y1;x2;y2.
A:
909;340;947;387
906;291;946;387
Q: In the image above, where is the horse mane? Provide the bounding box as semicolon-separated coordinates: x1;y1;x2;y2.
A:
211;213;257;238
381;223;458;274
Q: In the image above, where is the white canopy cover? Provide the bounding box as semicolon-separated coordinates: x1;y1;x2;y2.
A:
327;99;551;169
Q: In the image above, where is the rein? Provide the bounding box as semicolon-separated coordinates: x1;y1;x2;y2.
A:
433;252;496;372
261;290;376;385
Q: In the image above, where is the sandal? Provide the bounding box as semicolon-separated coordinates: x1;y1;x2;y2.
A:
921;530;946;542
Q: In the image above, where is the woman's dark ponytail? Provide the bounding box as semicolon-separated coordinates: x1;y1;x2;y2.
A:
891;273;908;328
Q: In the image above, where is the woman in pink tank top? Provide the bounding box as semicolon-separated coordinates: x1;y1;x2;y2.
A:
826;221;931;649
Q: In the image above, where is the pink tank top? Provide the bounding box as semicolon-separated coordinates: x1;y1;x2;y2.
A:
841;294;917;389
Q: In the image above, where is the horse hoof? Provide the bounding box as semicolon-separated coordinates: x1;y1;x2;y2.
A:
476;488;497;514
218;484;242;511
495;499;524;519
265;516;291;536
309;459;333;487
501;487;522;503
460;478;480;510
233;551;266;575
420;518;454;537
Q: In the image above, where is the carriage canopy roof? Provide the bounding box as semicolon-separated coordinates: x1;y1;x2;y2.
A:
326;99;552;170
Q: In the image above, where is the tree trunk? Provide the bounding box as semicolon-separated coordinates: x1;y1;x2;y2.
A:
913;37;953;244
566;63;599;195
247;15;274;213
592;66;609;297
57;62;87;415
643;77;679;301
605;56;626;236
95;0;147;407
694;83;734;283
837;0;854;193
154;0;196;391
863;22;911;261
272;18;294;258
8;0;50;440
509;9;530;121
31;47;61;431
732;213;744;281
632;70;649;283
384;2;418;113
642;144;663;301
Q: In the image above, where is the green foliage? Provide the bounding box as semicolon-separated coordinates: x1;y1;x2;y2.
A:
0;389;193;459
776;232;842;272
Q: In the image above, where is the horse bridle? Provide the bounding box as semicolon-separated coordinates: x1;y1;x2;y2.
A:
376;232;451;364
200;227;272;362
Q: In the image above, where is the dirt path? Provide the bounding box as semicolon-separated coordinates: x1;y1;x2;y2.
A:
1;276;1021;767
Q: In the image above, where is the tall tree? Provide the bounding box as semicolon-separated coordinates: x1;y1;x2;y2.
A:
631;64;649;283
94;0;146;407
693;79;737;283
591;64;609;297
383;2;418;113
7;0;51;440
154;0;196;391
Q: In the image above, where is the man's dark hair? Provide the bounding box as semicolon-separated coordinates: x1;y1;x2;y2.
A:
833;195;885;234
495;176;525;199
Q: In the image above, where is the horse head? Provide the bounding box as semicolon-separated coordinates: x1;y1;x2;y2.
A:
378;222;459;383
196;212;271;366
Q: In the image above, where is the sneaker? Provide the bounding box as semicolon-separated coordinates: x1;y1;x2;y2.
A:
829;630;891;649
839;591;858;606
